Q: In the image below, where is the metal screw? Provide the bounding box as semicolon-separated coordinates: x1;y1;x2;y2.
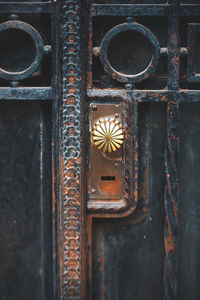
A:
91;188;96;194
44;45;52;55
114;163;119;168
126;16;135;23
93;47;100;57
10;81;19;88
9;14;19;20
91;105;97;111
125;83;133;90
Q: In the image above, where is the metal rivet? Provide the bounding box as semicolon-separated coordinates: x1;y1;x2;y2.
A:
10;81;19;88
44;45;52;55
126;16;134;23
91;188;96;194
91;105;97;111
9;14;19;20
125;83;133;90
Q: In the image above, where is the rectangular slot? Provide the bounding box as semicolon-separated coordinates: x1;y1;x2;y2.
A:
101;176;116;181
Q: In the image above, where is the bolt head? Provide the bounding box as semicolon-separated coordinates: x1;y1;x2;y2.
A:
9;14;19;20
91;105;97;111
91;188;96;194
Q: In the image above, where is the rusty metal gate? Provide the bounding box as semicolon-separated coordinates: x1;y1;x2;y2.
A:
1;0;200;300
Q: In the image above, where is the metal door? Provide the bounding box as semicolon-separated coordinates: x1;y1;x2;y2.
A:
85;1;200;300
1;1;200;300
0;2;58;299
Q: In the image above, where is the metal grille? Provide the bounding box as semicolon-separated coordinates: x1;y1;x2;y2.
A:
0;1;57;99
1;0;200;299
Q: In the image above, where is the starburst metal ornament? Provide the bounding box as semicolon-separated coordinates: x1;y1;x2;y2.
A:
92;116;124;153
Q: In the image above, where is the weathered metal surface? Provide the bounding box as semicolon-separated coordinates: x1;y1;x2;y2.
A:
92;4;200;16
0;2;52;13
0;102;53;300
0;20;44;81
187;23;200;82
1;0;200;299
87;91;138;217
163;13;180;300
99;21;160;83
85;1;200;299
89;103;124;200
0;1;56;299
60;0;86;299
164;102;179;300
0;5;54;97
0;87;53;100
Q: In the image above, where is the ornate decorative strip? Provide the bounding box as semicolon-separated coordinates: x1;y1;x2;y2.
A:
61;0;82;298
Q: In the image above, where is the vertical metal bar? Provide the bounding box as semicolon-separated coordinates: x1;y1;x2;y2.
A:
132;96;139;211
86;216;93;300
164;102;179;300
137;103;150;223
164;11;180;300
126;86;139;215
95;224;105;300
87;0;93;89
168;15;180;91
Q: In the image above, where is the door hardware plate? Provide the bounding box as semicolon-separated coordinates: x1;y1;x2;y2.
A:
89;103;124;201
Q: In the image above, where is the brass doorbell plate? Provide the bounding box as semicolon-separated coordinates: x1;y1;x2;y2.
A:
89;103;124;201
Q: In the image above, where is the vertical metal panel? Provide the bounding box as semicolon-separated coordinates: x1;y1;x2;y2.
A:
84;1;200;299
0;102;53;300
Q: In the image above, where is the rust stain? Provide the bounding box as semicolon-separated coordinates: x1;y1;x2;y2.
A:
99;179;121;196
165;215;175;253
160;95;166;101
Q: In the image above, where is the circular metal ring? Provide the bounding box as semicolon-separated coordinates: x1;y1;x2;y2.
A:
99;22;160;83
0;20;44;81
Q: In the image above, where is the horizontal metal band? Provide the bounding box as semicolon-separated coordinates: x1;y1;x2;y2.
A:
87;89;200;103
92;4;200;17
0;87;53;100
0;2;52;13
